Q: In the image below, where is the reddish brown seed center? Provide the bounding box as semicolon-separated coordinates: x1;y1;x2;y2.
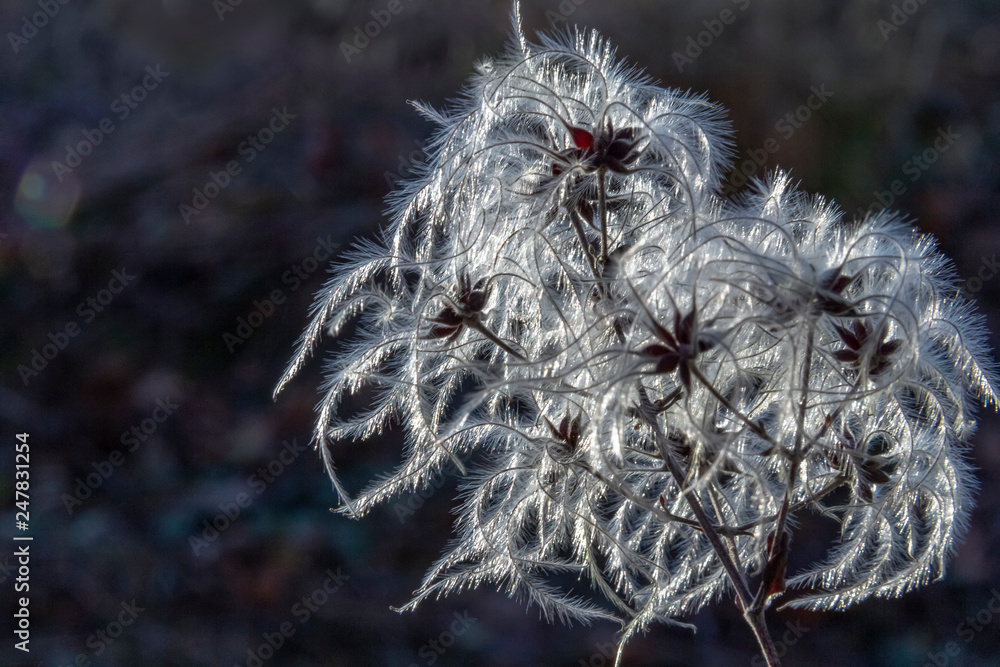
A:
571;127;594;151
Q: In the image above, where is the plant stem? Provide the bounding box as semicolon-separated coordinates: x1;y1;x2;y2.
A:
753;327;814;615
568;206;601;279
745;606;782;667
599;167;609;265
637;384;782;666
467;317;526;360
635;387;751;601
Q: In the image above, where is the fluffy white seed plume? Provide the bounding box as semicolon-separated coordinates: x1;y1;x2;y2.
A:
277;12;996;662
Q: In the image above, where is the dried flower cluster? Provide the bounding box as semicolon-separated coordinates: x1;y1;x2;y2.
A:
276;12;996;665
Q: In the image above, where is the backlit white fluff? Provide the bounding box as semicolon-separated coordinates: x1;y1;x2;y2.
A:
276;11;996;663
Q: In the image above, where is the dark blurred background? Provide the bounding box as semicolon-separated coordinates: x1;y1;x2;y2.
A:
2;1;1000;665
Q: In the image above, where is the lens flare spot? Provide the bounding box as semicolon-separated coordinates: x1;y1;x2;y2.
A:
15;159;81;229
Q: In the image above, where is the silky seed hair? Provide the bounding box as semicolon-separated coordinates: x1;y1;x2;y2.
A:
276;7;997;659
